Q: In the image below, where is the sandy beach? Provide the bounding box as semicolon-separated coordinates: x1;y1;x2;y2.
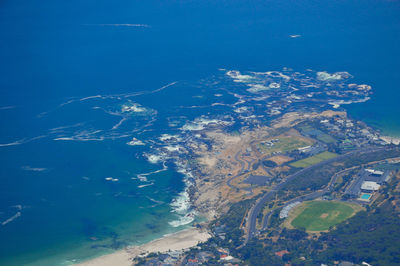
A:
380;135;400;145
75;227;210;266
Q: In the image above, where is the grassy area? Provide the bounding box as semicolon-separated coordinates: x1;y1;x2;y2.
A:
290;201;360;232
298;125;336;144
290;151;337;168
334;175;343;185
258;136;312;155
316;134;336;144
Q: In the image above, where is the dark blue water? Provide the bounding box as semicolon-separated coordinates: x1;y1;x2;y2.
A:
1;0;400;265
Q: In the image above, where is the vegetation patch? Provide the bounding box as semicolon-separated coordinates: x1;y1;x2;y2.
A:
289;201;361;232
262;160;278;167
297;124;336;143
290;151;337;168
316;134;336;144
258;136;312;156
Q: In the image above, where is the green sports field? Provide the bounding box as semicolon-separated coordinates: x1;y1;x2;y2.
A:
290;151;337;168
290;201;359;232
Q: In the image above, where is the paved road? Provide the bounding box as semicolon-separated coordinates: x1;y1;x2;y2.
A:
240;146;385;247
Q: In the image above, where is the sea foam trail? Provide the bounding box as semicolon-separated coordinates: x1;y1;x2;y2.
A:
41;81;175;120
112;117;128;130
146;196;165;205
83;23;151;28
0;135;46;147
138;183;154;188
21;166;48;172
0;140;25;147
49;123;85;133
135;164;168;182
79;95;102;101
1;212;21;226
0;106;16;110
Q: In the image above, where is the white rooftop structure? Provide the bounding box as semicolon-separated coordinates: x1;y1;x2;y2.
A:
280;201;301;219
298;146;311;152
365;169;384;176
361;181;380;191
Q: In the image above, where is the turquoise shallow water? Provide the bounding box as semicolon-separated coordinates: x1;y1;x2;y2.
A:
0;0;400;265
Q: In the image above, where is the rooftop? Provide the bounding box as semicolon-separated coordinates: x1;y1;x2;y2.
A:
361;181;380;191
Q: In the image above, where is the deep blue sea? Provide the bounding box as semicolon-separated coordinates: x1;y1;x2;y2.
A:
1;0;400;265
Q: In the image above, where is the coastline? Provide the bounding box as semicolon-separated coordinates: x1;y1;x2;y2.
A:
75;226;210;266
380;135;400;145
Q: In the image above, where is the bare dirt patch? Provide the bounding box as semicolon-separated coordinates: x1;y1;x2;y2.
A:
320;213;329;219
268;155;293;165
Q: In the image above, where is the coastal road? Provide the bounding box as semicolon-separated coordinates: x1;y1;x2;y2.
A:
240;146;385;247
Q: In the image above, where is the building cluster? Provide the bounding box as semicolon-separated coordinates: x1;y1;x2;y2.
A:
318;117;386;149
183;251;215;266
137;223;242;266
297;143;326;156
139;250;184;266
260;138;279;148
345;168;391;201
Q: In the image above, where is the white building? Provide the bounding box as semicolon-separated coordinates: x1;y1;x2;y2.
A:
365;169;384;176
361;181;380;192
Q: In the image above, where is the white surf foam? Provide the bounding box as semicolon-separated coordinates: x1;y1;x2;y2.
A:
181;118;233;131
121;103;146;113
168;211;196;227
167;162;197;227
170;190;191;214
164;145;182;152
226;70;254;83
159;134;181;142
146;154;163;164
126;137;145;146
317;71;352;81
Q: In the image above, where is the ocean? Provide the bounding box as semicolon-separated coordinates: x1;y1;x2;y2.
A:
0;0;399;265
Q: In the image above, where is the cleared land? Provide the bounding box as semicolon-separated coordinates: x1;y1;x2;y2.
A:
289;201;361;232
268;155;293;165
290;151;337;168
